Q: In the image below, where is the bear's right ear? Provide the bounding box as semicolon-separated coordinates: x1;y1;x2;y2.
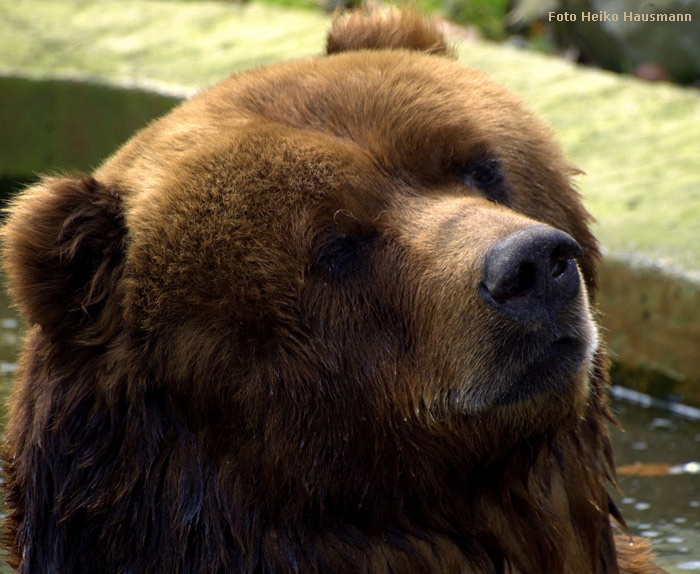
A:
2;176;127;345
326;7;454;57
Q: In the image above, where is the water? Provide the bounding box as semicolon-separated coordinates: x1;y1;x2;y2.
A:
0;297;20;429
610;391;700;573
0;285;697;572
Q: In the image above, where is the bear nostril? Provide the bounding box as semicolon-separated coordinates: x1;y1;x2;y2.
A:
550;241;583;280
489;262;536;305
550;257;571;280
481;225;582;321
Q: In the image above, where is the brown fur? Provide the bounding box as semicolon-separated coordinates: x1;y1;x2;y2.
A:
326;6;453;56
1;8;665;574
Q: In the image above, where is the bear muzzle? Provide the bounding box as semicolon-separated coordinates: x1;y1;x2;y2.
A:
477;225;596;406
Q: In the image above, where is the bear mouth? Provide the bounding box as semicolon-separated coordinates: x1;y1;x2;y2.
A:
494;335;591;406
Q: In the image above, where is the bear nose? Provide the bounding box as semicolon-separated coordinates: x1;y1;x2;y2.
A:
480;225;583;321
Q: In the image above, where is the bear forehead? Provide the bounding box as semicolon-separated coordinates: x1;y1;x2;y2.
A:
220;50;522;138
110;49;557;233
202;50;543;170
106;52;541;184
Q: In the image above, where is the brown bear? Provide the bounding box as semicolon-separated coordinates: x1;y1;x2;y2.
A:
1;8;664;574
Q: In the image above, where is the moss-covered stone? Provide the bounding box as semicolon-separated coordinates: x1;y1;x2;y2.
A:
0;1;328;88
599;257;700;407
0;77;179;186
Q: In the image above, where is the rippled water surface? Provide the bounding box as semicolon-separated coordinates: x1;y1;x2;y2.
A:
0;283;697;572
610;391;700;573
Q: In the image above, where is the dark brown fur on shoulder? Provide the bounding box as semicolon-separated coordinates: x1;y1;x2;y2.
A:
1;7;665;574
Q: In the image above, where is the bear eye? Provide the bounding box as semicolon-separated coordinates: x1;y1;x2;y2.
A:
314;234;375;281
462;156;508;205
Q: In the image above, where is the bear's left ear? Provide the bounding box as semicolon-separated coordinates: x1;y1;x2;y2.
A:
326;7;454;57
2;176;127;345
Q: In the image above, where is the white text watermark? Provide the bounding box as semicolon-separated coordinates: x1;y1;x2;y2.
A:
548;11;691;22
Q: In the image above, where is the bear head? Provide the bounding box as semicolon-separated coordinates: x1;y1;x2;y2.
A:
1;8;640;574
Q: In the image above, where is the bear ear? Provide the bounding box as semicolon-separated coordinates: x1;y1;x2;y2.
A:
326;6;454;57
2;176;127;345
